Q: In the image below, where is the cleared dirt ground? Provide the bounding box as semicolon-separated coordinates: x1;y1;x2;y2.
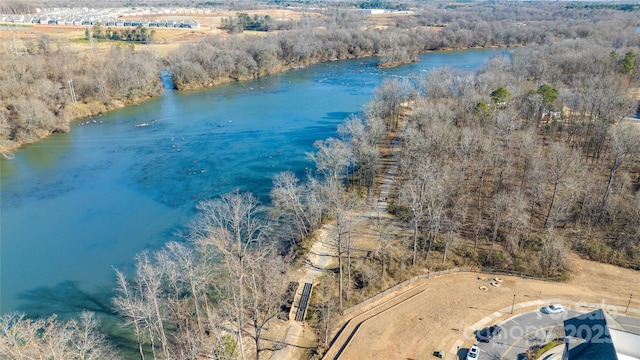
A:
333;257;639;360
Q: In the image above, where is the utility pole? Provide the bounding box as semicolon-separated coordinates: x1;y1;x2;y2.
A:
626;294;633;313
89;32;97;55
511;294;516;314
11;28;27;56
68;79;77;105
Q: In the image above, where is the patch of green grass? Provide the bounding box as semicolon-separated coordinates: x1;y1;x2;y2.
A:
529;339;562;359
0;23;33;28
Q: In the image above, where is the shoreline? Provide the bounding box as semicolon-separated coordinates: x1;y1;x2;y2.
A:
0;45;509;157
0;95;158;155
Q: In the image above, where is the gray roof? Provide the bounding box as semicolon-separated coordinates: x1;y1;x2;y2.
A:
564;309;618;360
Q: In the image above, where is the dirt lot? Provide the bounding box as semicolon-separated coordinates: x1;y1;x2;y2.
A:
334;256;639;360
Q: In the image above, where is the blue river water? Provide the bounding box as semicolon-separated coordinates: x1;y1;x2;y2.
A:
0;49;497;315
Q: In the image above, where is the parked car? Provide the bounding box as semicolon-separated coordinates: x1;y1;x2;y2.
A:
466;345;480;360
541;304;565;314
477;325;502;342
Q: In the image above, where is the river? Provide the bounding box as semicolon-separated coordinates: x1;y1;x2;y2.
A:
0;49;497;316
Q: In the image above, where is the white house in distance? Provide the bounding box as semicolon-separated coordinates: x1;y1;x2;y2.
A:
2;7;202;30
350;8;386;14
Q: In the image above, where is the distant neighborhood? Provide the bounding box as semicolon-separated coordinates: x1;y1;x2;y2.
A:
0;7;202;29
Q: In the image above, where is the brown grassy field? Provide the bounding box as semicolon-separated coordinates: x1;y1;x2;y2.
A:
332;257;639;360
0;9;325;56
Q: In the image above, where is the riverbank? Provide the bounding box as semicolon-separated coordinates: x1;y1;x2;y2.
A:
2;4;536;158
0;94;158;155
0;44;476;157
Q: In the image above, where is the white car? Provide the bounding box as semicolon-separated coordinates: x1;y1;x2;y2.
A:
541;304;564;314
466;345;479;360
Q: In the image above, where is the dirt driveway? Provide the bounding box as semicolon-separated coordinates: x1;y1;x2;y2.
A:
333;257;639;360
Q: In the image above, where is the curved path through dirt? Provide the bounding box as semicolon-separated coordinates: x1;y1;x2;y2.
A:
269;134;401;360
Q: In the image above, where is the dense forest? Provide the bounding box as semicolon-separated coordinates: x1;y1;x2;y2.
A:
0;40;162;153
1;1;640;359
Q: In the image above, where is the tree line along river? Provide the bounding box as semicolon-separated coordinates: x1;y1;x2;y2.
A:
0;49;496;316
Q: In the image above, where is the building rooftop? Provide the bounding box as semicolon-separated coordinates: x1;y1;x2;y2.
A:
564;309;640;360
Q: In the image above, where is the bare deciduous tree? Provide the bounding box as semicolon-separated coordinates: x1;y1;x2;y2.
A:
543;143;581;229
271;170;314;241
0;312;117;360
193;191;268;360
244;252;288;360
597;123;640;224
310;276;339;349
113;269;148;360
539;230;572;276
369;78;410;131
309;138;354;309
399;159;429;266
